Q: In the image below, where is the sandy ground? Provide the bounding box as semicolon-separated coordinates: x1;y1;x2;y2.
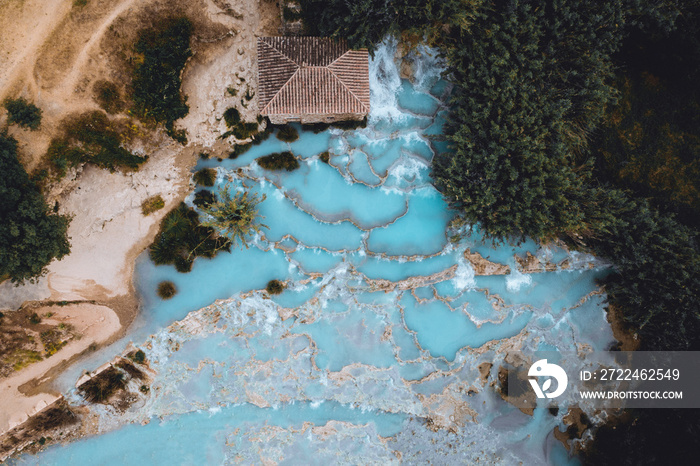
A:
0;0;281;443
0;303;120;434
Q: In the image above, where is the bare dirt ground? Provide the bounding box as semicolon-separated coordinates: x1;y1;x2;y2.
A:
0;0;280;447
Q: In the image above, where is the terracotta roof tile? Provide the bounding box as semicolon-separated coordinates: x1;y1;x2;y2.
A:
257;37;370;117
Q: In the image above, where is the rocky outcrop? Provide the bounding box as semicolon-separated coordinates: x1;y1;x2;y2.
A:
463;249;510;275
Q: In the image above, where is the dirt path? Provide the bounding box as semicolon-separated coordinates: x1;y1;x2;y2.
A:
51;0;138;101
0;0;72;100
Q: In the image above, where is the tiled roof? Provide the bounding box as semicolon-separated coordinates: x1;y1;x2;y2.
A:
258;37;370;116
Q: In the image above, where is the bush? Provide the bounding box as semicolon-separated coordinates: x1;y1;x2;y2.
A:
149;202;231;273
92;80;124;114
275;124;299;143
141;194;165;215
28;313;41;325
193;168;217;187
47;111;147;177
266;279;285;295
156;281;177;299
229;142;252;159
301;118;367;133
319;151;330;164
193;189;216;208
256;151;299;171
221;107;261;141
128;349;146;364
223;107;241;127
1;134;70;283
131;17;192;140
3;97;42;130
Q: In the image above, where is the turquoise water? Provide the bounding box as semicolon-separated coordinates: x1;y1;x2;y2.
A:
21;39;610;465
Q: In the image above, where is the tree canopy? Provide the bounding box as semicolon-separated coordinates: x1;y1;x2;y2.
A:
0;134;70;283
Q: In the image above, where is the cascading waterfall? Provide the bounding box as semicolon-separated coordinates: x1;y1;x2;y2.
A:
14;39;614;466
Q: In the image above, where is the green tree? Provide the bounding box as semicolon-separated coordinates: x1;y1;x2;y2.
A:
433;0;623;242
131;16;192;140
0;134;70;283
200;185;266;248
3;97;42;130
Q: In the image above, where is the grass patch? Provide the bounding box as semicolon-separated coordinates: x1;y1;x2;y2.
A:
256;151;299;171
275;124;299;143
141;194;165;216
266;279;285;295
93;80;124;114
157;281;177;299
78;367;126;403
193;189;216;208
47;111;147;178
3;97;42;130
149;202;231;273
131;16;192;141
40;329;68;357
9;349;43;371
193;168;217;187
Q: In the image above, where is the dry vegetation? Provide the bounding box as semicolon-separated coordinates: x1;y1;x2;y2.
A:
0;306;81;378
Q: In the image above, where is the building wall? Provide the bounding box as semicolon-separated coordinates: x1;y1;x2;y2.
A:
267;112;367;125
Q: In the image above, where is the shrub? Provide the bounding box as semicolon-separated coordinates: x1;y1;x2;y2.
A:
266;279;285;295
229;142;252;159
200;185;266;248
3;97;42;130
28;313;41;325
131;17;192;140
149;203;231;272
221;107;261;140
319;151;330;164
128;349;146;364
157;281;177;299
141;194;165;216
193;168;217;187
301;118;367;133
256;151;299;171
223;107;241;127
47;111;146;177
193;189;216;208
92;80;124;114
275;124;299;143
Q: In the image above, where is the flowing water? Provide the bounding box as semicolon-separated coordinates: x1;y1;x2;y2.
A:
13;39;615;465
